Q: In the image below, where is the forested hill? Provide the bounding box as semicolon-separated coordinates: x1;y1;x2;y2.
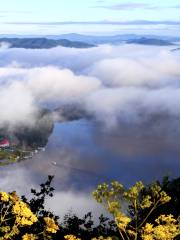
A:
0;38;95;49
127;37;174;46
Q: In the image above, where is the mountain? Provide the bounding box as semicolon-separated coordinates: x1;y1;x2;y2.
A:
45;33;180;45
171;47;180;52
126;37;174;46
0;108;54;149
46;33;139;44
54;104;90;122
0;38;95;49
0;34;179;48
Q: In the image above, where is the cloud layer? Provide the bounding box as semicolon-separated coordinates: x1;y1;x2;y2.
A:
0;44;180;130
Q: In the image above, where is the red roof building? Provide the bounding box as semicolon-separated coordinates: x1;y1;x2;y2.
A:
0;139;10;147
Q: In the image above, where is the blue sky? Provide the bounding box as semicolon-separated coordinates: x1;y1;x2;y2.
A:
0;0;180;35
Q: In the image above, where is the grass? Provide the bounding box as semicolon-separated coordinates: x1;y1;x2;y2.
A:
0;149;21;166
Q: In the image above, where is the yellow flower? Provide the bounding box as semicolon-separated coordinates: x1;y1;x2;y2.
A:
12;201;38;226
141;195;153;209
142;223;154;234
0;226;11;233
159;191;171;204
22;233;37;240
92;237;112;240
107;201;120;214
141;235;154;240
127;229;136;236
9;191;20;203
124;181;144;200
44;217;59;233
141;215;180;240
115;213;131;230
64;235;81;240
0;192;9;202
155;214;176;225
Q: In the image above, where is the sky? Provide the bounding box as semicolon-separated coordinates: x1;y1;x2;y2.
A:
0;0;180;35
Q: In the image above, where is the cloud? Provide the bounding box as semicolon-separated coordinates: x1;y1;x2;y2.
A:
0;165;105;218
172;5;180;9
4;20;180;26
93;3;180;11
0;67;101;127
1;44;180;132
89;51;180;88
46;191;106;218
86;87;180;130
0;81;37;128
26;67;101;103
0;44;180;134
0;11;31;14
93;3;153;10
0;45;180;133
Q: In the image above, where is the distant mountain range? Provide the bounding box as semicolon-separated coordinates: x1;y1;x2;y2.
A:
171;47;180;52
0;34;179;48
45;33;180;46
0;38;95;49
127;37;174;46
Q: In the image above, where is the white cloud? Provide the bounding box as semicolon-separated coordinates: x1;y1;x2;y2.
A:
0;44;180;129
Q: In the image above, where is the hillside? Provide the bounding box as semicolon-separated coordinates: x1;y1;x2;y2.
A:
0;38;95;49
46;33;180;45
127;37;174;46
171;47;180;52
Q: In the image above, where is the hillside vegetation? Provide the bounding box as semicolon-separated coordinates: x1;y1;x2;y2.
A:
0;38;95;49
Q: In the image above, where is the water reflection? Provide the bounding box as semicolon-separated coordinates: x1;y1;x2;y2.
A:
1;119;179;189
0;119;179;215
18;119;180;189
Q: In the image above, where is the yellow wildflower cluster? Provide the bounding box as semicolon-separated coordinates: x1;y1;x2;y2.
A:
141;195;153;209
107;201;120;214
44;217;59;233
64;234;81;240
22;233;37;240
159;191;171;204
150;184;171;204
93;179;177;240
92;181;124;204
0;190;61;239
123;181;144;200
0;192;9;202
115;213;131;230
92;237;113;240
12;201;38;226
0;226;11;233
2;225;20;239
141;214;180;240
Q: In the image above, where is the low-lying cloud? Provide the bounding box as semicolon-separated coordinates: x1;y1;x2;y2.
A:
0;44;180;132
0;65;101;127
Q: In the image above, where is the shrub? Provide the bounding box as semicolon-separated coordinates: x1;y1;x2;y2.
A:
92;178;180;240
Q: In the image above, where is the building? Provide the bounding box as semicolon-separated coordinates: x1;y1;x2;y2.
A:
0;139;10;148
